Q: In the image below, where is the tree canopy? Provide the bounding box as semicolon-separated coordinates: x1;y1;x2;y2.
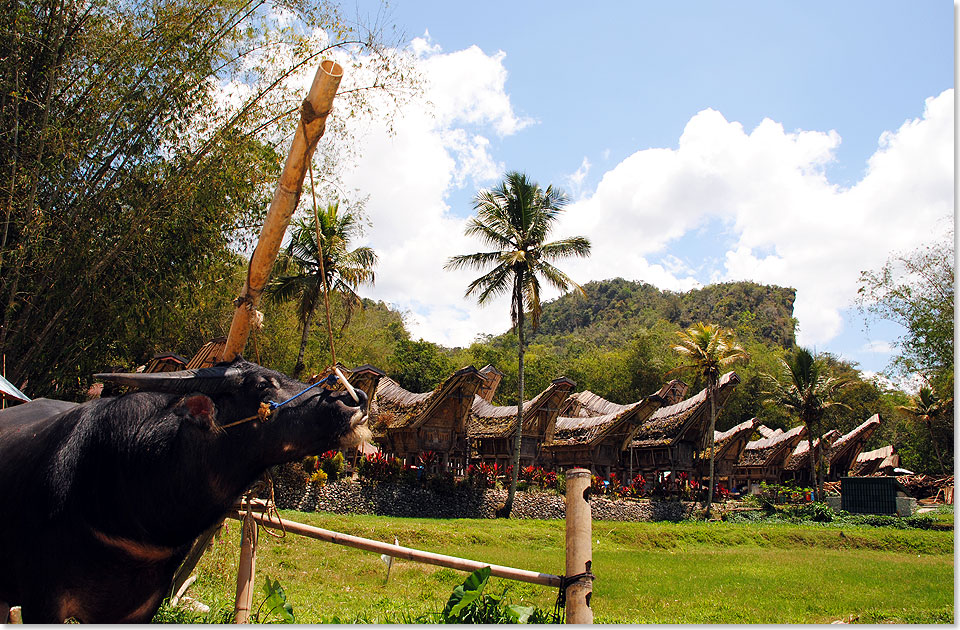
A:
0;0;414;397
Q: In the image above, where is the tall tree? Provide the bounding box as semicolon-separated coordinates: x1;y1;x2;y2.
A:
445;171;591;517
897;386;952;475
762;348;850;500
858;232;954;393
267;202;376;378
0;0;415;398
671;322;748;517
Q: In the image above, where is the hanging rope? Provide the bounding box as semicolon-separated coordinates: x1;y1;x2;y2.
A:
307;158;338;368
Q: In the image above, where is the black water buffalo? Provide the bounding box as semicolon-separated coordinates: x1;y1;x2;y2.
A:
0;358;369;623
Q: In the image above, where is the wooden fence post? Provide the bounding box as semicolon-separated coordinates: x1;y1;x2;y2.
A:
233;504;259;623
564;468;593;624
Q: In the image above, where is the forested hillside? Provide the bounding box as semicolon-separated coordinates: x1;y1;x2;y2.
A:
534;278;797;348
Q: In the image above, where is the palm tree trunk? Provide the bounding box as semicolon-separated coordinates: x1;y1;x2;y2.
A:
926;420;947;474
293;311;313;378
807;419;817;501
705;375;717;518
816;421;826;501
504;283;524;518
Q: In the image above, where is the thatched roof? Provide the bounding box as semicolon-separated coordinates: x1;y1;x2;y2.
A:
852;445;899;476
783;429;840;471
550;388;668;448
186;336;226;369
828;414;881;467
710;417;757;459
738;424;807;467
142;352;189;374
371;366;482;435
757;425;784;439
475;364;504;402
628;372;741;449
468;377;575;439
562;380;688;418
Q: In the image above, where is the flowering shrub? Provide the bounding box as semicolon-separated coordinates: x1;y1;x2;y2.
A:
542;471;558;489
466;463;498;488
320;450;345;482
356;452;403;483
590;474;607;495
309;468;328;485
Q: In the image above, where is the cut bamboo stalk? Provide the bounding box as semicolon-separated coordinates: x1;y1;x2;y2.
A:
564;468;593;624
223;59;344;362
169;520;222;602
233;506;259;623
227;510;562;588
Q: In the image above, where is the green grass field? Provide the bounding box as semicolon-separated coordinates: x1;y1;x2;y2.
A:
177;510;954;624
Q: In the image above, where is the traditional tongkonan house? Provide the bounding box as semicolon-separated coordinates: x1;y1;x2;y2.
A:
702;417;758;490
475;364;504;402
623;371;742;481
732;424;807;492
851;444;899;476
542;383;674;476
780;430;840;486
825;414;882;480
370;366;485;473
142;352;189;373
468;377;576;470
185;336;228;369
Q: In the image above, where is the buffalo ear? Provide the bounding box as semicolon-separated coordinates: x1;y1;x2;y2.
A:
177;394;220;433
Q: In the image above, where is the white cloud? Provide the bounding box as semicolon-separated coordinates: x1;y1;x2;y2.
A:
566;157;591;200
336;41;530;346
557;90;954;347
861;340;894;354
316;34;952;352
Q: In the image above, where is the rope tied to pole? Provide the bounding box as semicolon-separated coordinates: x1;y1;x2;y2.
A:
553;567;595;623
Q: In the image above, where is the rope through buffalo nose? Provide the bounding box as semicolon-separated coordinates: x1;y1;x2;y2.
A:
219;371;358;431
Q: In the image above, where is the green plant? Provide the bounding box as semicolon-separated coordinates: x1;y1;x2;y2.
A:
309;469;328;485
320;451;346;482
253;577;295;624
438;567;556;624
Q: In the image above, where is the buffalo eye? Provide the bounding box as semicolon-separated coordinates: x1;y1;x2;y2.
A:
254;376;278;396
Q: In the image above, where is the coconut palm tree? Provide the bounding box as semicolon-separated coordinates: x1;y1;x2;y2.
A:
267;202;376;378
898;385;951;474
671;322;748;517
761;348;849;500
445;171;591;517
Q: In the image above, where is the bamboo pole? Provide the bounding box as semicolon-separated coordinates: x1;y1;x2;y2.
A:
222;59;344;362
564;468;593;624
227;510;563;588
233;505;259;623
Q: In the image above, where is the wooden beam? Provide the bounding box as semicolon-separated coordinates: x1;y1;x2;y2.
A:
226;510;562;588
223;59;343;361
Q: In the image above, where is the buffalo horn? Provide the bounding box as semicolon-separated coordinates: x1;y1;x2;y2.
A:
94;366;244;394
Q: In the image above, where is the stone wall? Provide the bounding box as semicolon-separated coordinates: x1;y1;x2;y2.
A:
270;465;698;522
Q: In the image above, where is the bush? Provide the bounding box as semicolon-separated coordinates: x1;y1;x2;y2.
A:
434;566;558;624
320;451;345;482
356;453;403;484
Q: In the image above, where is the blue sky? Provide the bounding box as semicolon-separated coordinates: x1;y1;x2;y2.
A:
326;1;953;382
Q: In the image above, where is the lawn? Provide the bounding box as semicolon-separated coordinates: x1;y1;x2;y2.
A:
176;509;954;624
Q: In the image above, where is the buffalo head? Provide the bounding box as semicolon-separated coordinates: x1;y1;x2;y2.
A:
95;357;371;460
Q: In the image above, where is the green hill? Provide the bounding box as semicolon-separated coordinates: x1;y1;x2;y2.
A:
533;278;797;349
